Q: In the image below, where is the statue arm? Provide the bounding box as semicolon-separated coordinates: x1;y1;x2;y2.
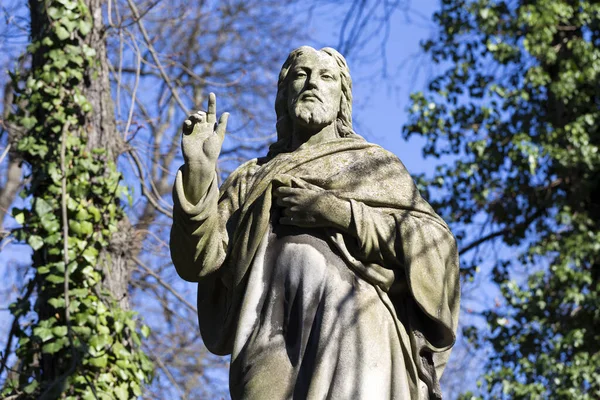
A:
350;197;460;355
346;199;403;268
170;167;240;282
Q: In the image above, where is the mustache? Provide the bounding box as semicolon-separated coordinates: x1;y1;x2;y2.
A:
298;92;323;103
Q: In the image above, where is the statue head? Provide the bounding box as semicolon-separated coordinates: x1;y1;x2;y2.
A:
268;46;354;157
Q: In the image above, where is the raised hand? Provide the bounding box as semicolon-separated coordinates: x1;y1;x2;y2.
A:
181;93;229;204
273;179;351;231
182;92;229;168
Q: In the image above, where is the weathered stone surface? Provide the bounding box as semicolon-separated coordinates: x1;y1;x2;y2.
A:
170;46;460;399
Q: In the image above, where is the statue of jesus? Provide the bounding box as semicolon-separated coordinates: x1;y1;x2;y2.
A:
170;46;460;399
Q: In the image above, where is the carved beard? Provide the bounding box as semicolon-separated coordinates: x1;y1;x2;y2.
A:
290;98;337;127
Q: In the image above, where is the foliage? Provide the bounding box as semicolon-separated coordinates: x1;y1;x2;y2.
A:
2;0;152;398
404;0;600;398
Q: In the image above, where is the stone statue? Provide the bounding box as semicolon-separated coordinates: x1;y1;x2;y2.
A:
170;46;460;399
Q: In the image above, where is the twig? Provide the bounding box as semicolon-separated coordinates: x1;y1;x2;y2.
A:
123;30;141;141
0;280;35;378
459;210;543;255
126;0;188;114
126;148;173;219
44;121;100;400
60;122;74;358
0;235;15;251
145;345;188;400
134;229;169;250
134;257;197;314
0;144;10;165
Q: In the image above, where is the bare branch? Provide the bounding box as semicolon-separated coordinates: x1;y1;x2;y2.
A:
134;257;197;314
125;0;188;113
126;148;173;219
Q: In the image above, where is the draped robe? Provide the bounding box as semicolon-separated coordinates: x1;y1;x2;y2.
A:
170;135;460;399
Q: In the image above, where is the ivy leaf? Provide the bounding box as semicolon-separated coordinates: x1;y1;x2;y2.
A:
55;26;70;40
33;326;54;342
13;211;25;225
42;337;68;354
41;213;60;234
114;383;129;400
28;235;44;251
140;325;150;338
60;17;77;33
82;247;98;264
79;20;92;36
69;220;82;234
48;297;66;309
59;0;78;10
47;7;63;20
46;274;65;284
88;354;108;368
52;326;68;337
35;198;53;217
80;221;93;236
23;380;39;394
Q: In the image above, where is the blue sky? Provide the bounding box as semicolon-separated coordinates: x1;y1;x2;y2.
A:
304;0;441;176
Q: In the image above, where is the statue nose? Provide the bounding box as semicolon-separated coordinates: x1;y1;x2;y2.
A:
306;75;319;89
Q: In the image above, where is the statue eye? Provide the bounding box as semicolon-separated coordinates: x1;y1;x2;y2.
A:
294;70;307;79
321;73;334;80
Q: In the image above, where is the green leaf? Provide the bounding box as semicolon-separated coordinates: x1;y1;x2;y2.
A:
13;211;25;225
82;247;98;264
131;381;142;397
47;7;63;20
48;297;66;308
52;326;68;337
69;220;81;234
41;339;67;356
41;213;60;233
114;383;129;400
33;326;54;342
55;26;70;40
79;20;92;36
35;198;53;216
28;235;44;251
59;0;78;10
23;380;39;394
46;274;65;284
88;354;108;368
140;325;150;338
60;17;77;33
76;208;90;221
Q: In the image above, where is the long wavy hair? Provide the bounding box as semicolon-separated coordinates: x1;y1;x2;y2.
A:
267;46;355;157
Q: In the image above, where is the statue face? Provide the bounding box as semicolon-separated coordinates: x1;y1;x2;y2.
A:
287;49;342;129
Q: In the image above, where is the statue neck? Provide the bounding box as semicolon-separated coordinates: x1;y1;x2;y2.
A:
290;121;338;151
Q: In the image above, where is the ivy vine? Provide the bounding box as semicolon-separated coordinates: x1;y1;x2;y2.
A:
2;0;153;398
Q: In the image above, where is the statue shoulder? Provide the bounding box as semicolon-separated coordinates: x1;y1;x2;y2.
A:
357;141;410;172
220;158;260;192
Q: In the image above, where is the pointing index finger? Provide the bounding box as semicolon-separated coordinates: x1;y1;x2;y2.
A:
207;92;217;124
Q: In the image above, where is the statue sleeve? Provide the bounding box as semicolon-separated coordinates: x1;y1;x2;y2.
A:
350;197;460;382
170;167;242;282
349;197;460;351
348;199;403;268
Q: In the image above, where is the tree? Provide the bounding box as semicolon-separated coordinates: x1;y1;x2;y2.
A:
1;0;152;398
404;0;600;398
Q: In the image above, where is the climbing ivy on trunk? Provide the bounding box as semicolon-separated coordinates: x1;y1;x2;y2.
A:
2;0;152;398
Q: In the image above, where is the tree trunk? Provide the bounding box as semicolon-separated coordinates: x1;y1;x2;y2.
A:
80;0;134;311
1;1;150;397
